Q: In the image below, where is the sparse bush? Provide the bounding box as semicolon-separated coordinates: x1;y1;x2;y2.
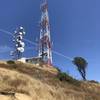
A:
55;67;61;73
57;72;68;81
57;72;80;86
89;80;99;84
7;60;15;64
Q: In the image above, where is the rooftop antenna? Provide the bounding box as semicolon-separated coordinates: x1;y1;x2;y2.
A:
10;26;25;60
39;0;53;65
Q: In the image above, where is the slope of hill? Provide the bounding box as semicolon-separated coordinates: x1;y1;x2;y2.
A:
0;61;99;100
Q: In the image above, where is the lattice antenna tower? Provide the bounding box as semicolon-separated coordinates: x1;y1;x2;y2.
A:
11;27;25;60
39;0;52;65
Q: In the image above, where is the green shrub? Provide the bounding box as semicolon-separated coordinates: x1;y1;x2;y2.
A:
54;67;61;73
57;72;80;86
7;60;15;64
57;72;68;81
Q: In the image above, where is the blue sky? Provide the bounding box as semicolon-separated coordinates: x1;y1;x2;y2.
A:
0;0;100;82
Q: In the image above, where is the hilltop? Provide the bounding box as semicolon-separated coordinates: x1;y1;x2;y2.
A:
0;61;99;100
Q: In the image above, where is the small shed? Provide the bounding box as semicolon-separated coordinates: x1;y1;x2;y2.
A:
26;57;43;64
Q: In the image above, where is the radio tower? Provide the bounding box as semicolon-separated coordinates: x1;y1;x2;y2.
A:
39;0;52;65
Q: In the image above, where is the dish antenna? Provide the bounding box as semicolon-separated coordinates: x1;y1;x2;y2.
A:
11;26;25;60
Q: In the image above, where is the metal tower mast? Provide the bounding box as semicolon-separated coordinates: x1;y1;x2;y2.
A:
11;27;25;60
39;0;52;65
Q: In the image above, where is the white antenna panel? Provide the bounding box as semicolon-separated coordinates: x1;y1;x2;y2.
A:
20;27;23;30
19;32;23;35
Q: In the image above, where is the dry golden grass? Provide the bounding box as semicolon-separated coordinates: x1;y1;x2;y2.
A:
0;61;99;100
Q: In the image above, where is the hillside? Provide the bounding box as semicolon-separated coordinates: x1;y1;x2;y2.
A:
0;61;99;100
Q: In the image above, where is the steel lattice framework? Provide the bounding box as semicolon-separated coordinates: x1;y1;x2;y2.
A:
39;0;52;65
